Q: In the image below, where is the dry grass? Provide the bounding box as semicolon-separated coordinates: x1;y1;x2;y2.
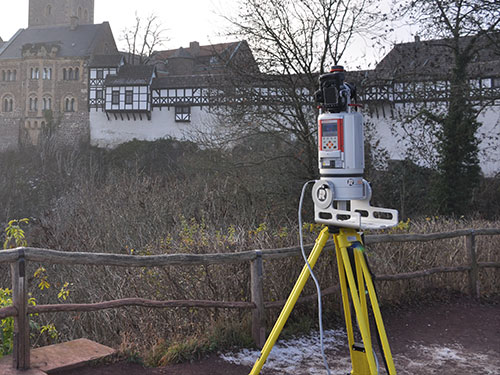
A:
0;141;498;363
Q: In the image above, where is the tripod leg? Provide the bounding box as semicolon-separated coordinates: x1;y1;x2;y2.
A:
334;235;356;359
359;252;397;374
249;227;330;375
337;229;378;375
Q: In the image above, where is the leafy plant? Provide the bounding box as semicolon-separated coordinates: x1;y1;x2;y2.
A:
1;219;63;357
0;288;14;356
3;218;29;249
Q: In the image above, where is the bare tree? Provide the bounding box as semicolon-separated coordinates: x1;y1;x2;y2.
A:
213;0;386;178
121;13;168;65
391;0;500;215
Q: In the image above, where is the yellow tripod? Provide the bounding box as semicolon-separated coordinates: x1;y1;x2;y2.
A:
250;227;397;375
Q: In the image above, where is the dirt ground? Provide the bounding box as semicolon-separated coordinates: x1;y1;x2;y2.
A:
52;296;500;375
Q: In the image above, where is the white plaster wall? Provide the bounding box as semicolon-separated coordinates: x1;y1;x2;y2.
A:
364;104;500;176
90;106;214;148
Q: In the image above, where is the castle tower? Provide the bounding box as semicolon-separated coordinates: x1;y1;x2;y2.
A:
29;0;95;27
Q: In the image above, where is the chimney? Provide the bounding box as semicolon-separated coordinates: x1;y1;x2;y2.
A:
70;16;79;30
190;41;200;56
414;35;421;43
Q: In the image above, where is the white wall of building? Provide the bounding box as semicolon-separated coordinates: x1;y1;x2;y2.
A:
364;104;500;176
90;106;214;148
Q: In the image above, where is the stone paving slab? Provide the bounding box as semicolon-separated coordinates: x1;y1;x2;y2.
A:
0;339;115;374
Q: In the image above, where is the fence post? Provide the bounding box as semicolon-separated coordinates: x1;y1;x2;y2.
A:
250;251;266;348
11;250;30;370
466;232;480;299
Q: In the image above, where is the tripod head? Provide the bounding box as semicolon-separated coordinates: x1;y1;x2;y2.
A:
311;66;398;230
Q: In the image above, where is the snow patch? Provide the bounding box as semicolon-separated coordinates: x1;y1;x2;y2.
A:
220;329;351;374
220;333;500;375
396;343;500;375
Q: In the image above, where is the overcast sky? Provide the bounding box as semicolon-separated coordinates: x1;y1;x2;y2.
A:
0;0;416;69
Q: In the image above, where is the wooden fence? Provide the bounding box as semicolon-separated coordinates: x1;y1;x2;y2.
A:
0;228;499;370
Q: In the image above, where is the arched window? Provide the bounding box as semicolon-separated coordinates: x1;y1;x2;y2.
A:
78;7;82;19
68;68;74;80
75;67;79;81
65;98;70;112
7;70;11;81
43;97;52;110
12;70;16;81
29;96;38;111
1;71;5;81
3;98;8;112
71;98;75;112
46;5;52;16
63;68;67;80
35;68;39;80
84;9;89;22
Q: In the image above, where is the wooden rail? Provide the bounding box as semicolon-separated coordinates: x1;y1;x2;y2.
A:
0;227;499;370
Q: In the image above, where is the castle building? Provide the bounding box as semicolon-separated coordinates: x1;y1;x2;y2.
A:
0;0;117;148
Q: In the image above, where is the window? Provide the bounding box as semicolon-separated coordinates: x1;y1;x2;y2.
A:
96;70;104;79
12;70;16;81
112;90;120;105
46;5;52;16
63;68;79;80
1;71;5;81
43;97;52;111
65;98;76;112
29;97;38;111
493;78;500;88
175;106;191;122
125;90;133;105
3;97;13;112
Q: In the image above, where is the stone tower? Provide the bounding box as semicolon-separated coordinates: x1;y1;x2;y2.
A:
28;0;95;27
